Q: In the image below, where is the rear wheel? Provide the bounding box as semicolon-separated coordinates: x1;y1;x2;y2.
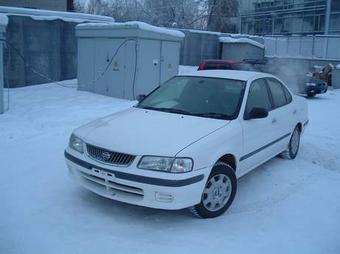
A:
280;126;300;160
189;162;237;218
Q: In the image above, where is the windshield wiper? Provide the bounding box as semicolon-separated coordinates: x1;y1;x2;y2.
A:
193;112;230;120
141;107;229;119
141;106;192;115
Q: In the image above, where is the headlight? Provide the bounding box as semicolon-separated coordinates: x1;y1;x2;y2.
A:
138;156;193;173
69;134;84;153
306;82;316;87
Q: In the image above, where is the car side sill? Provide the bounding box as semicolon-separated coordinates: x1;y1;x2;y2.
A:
240;133;291;162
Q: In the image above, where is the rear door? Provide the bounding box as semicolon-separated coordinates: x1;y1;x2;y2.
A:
239;78;277;175
265;78;295;153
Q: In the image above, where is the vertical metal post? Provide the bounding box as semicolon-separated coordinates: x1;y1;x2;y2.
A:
325;0;332;35
0;38;3;114
0;23;5;114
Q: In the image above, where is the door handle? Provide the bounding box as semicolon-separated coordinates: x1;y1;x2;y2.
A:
293;109;297;115
272;118;277;124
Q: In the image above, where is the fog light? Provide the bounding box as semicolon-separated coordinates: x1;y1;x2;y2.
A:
155;192;174;203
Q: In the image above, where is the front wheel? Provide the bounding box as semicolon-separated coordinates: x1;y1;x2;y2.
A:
189;162;237;218
280;127;300;160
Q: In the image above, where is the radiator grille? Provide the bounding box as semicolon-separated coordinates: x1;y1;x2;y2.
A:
86;144;135;166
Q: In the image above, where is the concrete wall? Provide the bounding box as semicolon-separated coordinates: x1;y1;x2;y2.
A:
4;15;78;87
0;0;68;11
178;29;264;66
221;43;264;61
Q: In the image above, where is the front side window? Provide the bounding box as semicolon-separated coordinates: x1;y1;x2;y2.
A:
245;79;272;117
138;76;245;120
267;78;289;108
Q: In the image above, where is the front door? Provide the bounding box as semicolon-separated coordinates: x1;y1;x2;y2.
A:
239;78;277;176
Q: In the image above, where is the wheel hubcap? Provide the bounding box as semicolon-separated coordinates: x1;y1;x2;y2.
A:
202;174;232;212
291;129;300;155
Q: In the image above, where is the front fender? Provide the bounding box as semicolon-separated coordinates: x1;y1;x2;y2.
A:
175;120;243;175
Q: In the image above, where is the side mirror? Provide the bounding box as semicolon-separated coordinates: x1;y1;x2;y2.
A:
245;107;268;120
136;94;146;102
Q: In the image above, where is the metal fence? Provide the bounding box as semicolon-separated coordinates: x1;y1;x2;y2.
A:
264;35;340;60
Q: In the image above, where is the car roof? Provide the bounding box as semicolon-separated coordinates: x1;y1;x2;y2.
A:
177;70;274;82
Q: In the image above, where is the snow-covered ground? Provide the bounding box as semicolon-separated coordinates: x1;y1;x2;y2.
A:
1;76;340;254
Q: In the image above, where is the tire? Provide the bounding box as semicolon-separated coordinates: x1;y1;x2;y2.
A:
280;126;300;160
307;92;316;98
189;162;237;218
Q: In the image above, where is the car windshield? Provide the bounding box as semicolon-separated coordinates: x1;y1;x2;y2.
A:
137;76;245;120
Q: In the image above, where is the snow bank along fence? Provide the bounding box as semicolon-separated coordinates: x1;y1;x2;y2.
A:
0;6;113;88
264;35;340;60
76;22;184;100
0;14;7;114
178;28;264;65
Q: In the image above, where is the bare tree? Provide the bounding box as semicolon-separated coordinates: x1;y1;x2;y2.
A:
73;0;238;32
205;0;239;32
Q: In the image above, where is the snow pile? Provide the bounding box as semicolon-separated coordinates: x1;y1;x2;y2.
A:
78;21;185;38
0;13;8;26
0;6;113;23
219;37;265;49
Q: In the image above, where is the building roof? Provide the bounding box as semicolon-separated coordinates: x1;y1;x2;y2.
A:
77;21;185;38
0;6;114;23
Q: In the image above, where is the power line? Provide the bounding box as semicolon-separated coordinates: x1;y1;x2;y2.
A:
0;38;139;111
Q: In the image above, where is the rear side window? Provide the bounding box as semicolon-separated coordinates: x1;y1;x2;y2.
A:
282;85;292;103
245;79;272;116
267;78;289;108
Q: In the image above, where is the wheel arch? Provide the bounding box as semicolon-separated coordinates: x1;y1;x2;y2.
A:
216;153;237;171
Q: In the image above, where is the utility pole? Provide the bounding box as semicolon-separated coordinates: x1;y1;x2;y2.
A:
325;0;332;35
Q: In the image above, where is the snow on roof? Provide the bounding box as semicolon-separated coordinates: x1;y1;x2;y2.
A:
0;6;113;23
229;33;263;40
78;21;185;38
177;70;271;81
0;13;8;26
183;29;222;35
219;37;265;49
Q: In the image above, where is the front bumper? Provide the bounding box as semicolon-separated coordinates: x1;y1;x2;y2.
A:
65;150;207;210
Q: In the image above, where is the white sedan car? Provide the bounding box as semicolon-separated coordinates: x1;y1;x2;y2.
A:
65;70;308;218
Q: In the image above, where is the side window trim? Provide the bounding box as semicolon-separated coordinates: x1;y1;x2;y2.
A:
243;78;273;120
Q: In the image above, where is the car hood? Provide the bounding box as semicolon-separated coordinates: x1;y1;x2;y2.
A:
74;107;229;156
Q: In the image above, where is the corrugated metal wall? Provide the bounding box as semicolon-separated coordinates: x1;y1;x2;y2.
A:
4;15;78;88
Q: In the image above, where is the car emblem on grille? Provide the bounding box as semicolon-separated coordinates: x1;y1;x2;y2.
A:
101;151;111;161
